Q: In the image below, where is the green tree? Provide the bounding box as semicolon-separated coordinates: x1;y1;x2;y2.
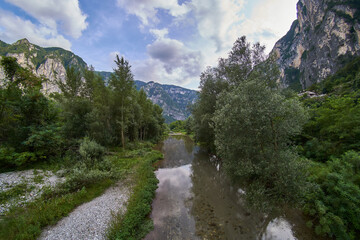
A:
301;92;360;161
109;55;135;148
192;36;276;153
0;57;61;167
213;79;309;209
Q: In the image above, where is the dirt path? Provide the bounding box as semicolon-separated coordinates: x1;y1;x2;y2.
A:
39;181;131;240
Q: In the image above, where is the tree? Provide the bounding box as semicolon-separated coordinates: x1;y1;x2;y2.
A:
192;36;276;153
109;55;135;148
193;36;309;209
57;66;83;98
213;79;309;209
0;57;61;167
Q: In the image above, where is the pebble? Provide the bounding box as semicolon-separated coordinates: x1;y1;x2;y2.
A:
39;181;131;240
0;169;64;215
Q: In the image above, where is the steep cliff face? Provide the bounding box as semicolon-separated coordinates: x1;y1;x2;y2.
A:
0;38;87;93
272;0;360;90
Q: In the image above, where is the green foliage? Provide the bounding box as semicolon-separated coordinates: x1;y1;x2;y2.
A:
300;91;360;161
0;183;32;205
214;79;309;210
107;151;162;240
79;138;105;168
184;116;194;134
169;120;186;132
192;36;308;210
304;151;360;239
1;54;164;170
57;66;83;98
298;53;360;238
284;67;302;92
0;57;61;168
192;36;278;153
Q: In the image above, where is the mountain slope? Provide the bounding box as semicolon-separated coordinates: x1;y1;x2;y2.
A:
134;80;197;123
0;38;87;93
272;0;360;90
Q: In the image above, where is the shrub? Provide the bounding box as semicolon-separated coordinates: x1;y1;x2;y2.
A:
304;151;360;239
79;137;105;167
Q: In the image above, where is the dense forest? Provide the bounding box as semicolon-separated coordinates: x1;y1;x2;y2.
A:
188;36;360;240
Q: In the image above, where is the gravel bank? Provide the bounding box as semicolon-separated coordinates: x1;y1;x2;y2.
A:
0;169;64;215
39;181;131;240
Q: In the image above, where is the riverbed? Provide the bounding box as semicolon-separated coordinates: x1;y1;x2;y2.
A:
145;135;318;240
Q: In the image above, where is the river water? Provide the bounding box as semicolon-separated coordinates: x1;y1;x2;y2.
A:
145;135;318;240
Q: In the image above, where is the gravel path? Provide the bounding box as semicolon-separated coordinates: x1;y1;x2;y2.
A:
39;181;132;240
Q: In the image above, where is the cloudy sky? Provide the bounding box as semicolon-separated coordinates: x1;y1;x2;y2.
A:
0;0;298;89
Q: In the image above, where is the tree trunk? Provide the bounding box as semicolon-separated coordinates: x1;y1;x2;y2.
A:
121;127;125;148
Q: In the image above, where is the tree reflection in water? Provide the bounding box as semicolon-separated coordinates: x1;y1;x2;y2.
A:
146;136;317;240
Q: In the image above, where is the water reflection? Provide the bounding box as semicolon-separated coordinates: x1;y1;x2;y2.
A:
145;136;317;240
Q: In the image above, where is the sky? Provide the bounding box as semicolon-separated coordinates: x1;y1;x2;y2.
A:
0;0;298;89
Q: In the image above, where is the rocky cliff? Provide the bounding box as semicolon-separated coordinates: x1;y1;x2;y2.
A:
272;0;360;90
0;38;87;93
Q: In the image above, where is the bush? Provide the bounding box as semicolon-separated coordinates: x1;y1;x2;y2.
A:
79;138;105;167
0;147;36;168
304;151;360;239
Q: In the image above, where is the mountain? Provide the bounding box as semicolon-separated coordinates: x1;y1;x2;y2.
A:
96;71;198;122
0;38;87;93
0;38;197;123
134;80;197;123
272;0;360;90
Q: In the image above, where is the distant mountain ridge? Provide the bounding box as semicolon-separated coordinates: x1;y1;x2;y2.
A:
134;80;197;123
97;70;198;122
0;38;197;122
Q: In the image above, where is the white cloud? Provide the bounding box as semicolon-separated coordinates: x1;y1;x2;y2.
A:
189;0;245;53
0;9;71;50
5;0;88;38
238;0;298;52
116;0;189;26
149;28;169;39
133;30;203;86
117;0;298;88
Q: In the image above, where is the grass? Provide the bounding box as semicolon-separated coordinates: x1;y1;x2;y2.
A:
0;183;33;205
107;150;162;240
0;179;113;240
0;142;161;240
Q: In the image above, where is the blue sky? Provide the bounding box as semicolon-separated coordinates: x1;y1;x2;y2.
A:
0;0;298;89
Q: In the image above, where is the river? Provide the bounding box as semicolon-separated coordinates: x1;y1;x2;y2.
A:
145;135;318;240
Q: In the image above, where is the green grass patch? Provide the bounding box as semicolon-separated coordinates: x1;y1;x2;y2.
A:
107;150;162;240
0;179;113;240
0;183;33;205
